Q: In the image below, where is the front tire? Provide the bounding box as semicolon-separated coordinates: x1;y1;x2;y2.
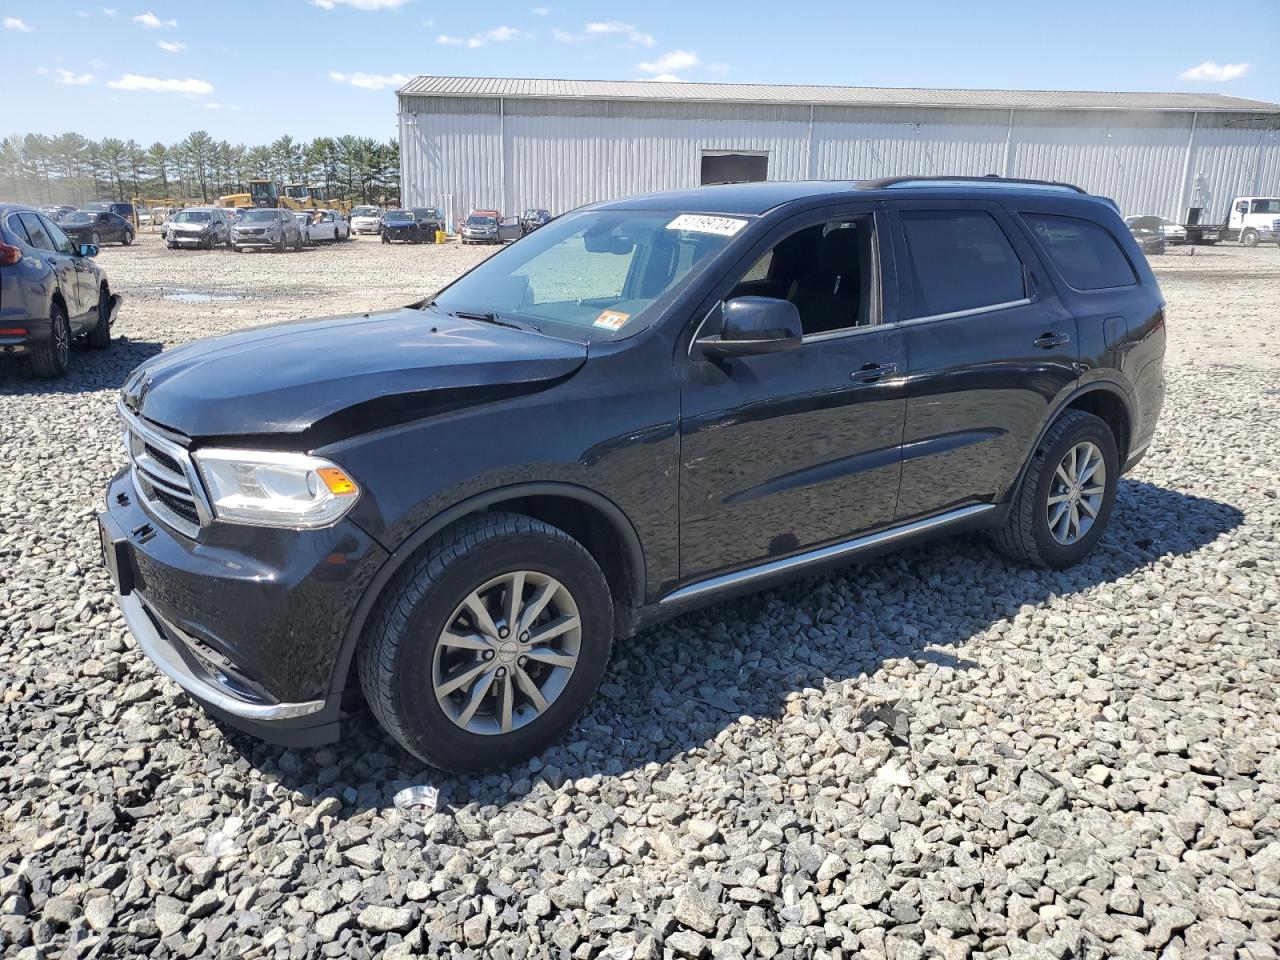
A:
122;230;133;246
87;285;111;349
992;410;1119;569
1241;229;1259;248
31;301;72;378
359;513;614;772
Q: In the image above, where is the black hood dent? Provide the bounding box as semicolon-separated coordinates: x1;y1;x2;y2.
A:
131;307;588;438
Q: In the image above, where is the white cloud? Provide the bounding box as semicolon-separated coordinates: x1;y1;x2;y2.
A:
102;6;117;15
203;101;240;110
55;69;96;85
157;40;186;52
551;27;576;43
638;49;697;74
312;0;410;8
1179;60;1250;82
133;11;177;28
707;63;729;75
584;20;654;47
4;17;32;32
90;58;106;68
646;73;687;83
328;71;409;90
438;25;520;48
530;6;549;14
107;74;213;94
78;10;91;18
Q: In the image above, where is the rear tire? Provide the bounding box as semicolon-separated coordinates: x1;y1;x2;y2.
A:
358;512;614;772
992;410;1119;569
31;301;72;378
122;230;133;246
87;286;111;349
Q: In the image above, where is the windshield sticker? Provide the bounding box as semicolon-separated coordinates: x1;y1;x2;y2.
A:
593;310;631;331
667;214;748;237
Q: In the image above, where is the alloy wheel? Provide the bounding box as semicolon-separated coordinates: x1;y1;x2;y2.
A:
53;315;70;367
432;571;582;735
1046;441;1106;545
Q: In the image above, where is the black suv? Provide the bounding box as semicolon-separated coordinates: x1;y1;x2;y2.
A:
99;177;1166;771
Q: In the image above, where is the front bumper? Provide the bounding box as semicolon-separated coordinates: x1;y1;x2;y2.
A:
352;222;381;234
99;467;389;745
170;232;214;247
232;234;282;247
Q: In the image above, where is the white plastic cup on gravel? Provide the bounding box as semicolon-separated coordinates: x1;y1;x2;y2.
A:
393;785;439;818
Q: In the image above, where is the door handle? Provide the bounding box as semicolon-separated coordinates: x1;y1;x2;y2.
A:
851;361;898;383
1033;332;1070;349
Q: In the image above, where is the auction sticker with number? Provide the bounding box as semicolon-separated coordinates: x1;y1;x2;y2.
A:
593;310;631;331
666;214;748;237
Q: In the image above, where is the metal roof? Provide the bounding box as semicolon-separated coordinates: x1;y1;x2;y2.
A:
397;76;1280;114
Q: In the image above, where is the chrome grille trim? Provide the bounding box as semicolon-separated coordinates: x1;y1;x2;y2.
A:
117;400;211;539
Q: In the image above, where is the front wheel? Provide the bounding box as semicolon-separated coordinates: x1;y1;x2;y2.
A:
1241;229;1259;248
358;513;614;772
122;230;133;246
992;410;1119;569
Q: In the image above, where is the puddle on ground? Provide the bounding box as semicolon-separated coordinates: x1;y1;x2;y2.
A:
162;290;242;303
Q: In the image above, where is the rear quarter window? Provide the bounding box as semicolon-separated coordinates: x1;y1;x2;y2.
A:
1021;213;1137;290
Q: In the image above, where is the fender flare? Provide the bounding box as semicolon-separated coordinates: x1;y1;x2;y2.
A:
327;481;647;698
1006;381;1134;498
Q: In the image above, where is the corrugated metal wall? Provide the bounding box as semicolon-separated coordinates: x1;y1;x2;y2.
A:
400;95;1280;224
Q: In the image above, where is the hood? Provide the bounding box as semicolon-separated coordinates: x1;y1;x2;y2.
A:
124;306;587;438
171;221;212;231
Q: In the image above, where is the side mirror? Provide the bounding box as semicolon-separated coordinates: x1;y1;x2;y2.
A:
697;297;803;357
79;244;99;258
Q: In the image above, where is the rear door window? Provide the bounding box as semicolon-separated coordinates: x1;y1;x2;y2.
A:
898;210;1026;319
1021;213;1137;290
17;212;56;252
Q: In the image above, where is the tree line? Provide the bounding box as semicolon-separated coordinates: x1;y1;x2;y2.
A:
1;131;400;206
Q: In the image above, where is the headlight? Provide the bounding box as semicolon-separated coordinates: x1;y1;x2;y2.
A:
193;448;360;529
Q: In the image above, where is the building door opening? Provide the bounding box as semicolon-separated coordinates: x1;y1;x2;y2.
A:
701;152;768;185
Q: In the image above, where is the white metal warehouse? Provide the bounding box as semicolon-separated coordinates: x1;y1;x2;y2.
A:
396;76;1280;225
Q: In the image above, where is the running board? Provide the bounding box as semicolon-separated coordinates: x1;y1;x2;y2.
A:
660;504;995;606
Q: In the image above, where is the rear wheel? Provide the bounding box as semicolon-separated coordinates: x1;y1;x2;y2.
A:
87;285;111;349
1241;229;1259;248
122;230;133;246
992;410;1119;569
359;513;614;771
31;300;72;378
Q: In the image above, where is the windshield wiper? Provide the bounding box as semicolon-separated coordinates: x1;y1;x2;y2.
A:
450;310;540;334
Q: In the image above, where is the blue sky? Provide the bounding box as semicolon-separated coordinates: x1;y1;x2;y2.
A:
3;0;1278;143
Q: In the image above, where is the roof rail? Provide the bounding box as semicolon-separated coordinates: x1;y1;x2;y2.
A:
862;175;1090;195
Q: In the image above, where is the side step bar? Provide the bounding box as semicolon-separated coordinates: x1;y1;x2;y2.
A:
659;504;995;606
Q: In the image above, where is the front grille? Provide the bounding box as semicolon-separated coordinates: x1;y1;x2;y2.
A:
121;404;205;538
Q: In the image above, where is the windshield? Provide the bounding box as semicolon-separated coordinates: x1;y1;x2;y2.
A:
433;209;743;341
412;208;437;218
175;211;212;223
352;207;378;217
467;215;496;226
241;209;281;223
1251;199;1280;214
63;212;91;224
384;210;411;220
84;203;110;212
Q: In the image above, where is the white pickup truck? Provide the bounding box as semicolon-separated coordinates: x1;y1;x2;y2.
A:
1186;196;1280;247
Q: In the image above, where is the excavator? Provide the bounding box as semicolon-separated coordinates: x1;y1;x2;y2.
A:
217;179;280;210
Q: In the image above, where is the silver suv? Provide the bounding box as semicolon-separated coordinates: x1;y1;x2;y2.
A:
166;207;232;250
230;208;304;253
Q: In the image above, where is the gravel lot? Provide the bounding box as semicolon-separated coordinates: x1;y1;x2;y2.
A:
1;236;1278;960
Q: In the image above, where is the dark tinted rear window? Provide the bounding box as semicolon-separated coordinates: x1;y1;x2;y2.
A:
1022;213;1137;290
899;210;1026;318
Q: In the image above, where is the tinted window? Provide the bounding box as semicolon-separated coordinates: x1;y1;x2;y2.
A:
39;215;76;254
899;210;1025;319
1022;213;1137;290
17;213;56;252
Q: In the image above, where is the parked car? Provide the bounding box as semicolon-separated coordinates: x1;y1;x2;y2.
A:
1125;219;1166;256
309;209;350;243
1;202;122;378
293;211;315;246
519;208;553;235
1125;215;1185;244
380;209;423;244
84;201;137;224
411;207;445;241
461;209;502;244
230;208;304;252
350;206;382;235
166;207;232;250
60;210;135;247
49;205;78;222
97;176;1166;771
